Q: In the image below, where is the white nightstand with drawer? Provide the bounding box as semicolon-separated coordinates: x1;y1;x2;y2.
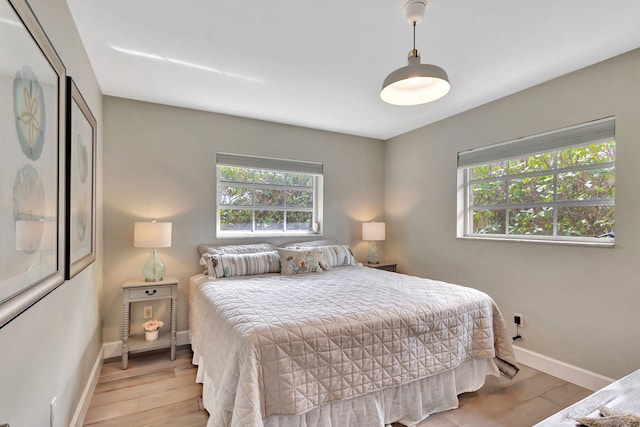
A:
121;277;178;369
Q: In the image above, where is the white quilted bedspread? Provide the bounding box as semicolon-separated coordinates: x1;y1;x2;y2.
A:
189;267;518;427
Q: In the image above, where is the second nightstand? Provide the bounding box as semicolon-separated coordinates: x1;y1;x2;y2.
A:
364;262;397;272
121;277;178;369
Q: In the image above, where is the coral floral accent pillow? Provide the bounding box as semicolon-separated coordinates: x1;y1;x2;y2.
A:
278;248;322;275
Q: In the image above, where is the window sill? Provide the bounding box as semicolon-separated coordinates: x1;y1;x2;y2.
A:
456;235;614;248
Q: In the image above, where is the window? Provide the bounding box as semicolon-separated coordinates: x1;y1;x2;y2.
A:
216;153;323;237
457;117;615;245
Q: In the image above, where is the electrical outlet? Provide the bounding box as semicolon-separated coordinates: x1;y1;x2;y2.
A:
144;306;152;319
50;396;57;427
514;313;523;327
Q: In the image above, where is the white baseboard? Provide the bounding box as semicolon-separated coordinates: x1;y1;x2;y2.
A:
70;346;103;427
513;345;614;391
103;329;191;359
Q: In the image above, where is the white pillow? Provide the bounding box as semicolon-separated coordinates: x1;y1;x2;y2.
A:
198;242;277;256
279;239;337;248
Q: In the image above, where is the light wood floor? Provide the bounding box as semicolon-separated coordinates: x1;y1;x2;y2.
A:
84;347;207;426
84;347;592;427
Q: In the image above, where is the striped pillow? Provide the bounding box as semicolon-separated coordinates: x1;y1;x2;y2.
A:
316;245;358;267
211;251;281;278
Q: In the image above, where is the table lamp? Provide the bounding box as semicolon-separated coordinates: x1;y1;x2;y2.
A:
134;219;172;282
362;221;385;264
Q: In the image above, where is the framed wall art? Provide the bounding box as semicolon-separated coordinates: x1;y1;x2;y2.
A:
0;0;67;328
65;77;96;279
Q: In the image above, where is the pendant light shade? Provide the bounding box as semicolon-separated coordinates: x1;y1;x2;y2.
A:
381;52;450;105
381;0;450;106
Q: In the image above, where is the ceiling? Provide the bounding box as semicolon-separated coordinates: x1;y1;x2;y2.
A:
66;0;640;140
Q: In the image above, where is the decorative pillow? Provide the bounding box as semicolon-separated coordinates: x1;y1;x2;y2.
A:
278;248;322;275
280;240;340;271
198;243;278;256
316;245;359;267
279;239;337;249
207;251;281;278
198;243;278;275
199;253;217;278
316;251;332;271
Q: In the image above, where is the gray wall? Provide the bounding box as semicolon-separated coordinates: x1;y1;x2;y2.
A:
385;49;640;380
4;8;630;424
0;0;103;426
102;97;385;343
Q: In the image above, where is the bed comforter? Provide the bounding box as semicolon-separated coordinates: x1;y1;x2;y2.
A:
189;267;518;426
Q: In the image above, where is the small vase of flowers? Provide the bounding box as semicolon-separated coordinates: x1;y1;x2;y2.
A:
143;320;164;342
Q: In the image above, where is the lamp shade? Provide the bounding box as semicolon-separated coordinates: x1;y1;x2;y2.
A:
134;221;172;248
381;0;450;106
381;55;450;106
362;222;386;241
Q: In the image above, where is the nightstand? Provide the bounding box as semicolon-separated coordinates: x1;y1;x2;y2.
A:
121;277;178;369
364;262;397;272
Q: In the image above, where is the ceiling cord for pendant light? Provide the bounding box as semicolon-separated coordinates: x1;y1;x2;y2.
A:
380;0;451;106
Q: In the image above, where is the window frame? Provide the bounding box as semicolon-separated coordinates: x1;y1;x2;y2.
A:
456;117;615;246
216;152;323;238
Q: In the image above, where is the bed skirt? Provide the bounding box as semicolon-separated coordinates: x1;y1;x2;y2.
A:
193;350;499;427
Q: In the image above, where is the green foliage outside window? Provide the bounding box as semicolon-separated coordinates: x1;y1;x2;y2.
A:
469;142;615;238
218;166;315;232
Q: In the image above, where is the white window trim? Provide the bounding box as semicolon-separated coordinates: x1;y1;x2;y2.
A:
456;117;615;247
216;153;324;238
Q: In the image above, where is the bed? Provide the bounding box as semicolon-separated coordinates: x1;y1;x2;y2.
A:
189;243;518;427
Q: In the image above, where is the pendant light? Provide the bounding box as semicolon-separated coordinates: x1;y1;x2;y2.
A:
380;0;450;106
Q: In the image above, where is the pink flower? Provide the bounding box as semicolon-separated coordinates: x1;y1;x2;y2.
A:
143;320;164;332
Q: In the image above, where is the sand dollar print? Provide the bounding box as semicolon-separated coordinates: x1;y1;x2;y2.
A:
76;134;88;183
13;66;46;161
13;165;46;254
76;192;88;242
